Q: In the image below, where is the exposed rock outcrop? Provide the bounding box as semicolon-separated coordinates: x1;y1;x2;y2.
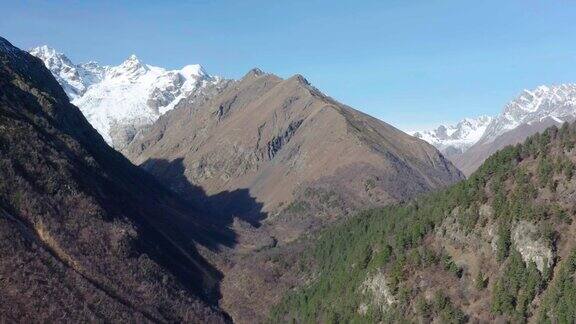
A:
360;272;396;314
512;221;554;272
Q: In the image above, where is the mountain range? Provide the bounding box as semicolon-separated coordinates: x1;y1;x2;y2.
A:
6;38;464;323
30;45;464;239
416;84;576;175
412;116;493;158
5;34;576;324
33;46;576;179
30;45;224;149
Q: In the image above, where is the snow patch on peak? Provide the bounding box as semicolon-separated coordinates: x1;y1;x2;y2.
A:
121;54;144;68
30;45;57;57
126;54;139;61
109;55;149;79
180;64;207;78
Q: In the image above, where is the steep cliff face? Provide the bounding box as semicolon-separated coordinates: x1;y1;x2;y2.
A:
0;37;228;323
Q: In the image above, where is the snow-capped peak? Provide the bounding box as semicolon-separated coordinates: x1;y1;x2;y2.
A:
123;54;143;66
415;83;576;157
106;54;149;80
30;45;58;58
481;83;576;144
121;54;146;69
29;45;104;100
412;115;493;156
180;64;207;78
30;46;223;149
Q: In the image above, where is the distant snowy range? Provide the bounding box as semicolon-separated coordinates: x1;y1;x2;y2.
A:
412;116;493;157
30;46;225;149
413;84;576;174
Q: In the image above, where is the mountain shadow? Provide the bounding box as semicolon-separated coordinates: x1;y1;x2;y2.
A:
140;158;267;250
0;36;229;322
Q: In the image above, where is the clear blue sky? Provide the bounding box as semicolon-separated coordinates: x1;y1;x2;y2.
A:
2;0;576;131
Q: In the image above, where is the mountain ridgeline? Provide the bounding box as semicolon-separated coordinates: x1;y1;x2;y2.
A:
418;84;576;175
124;69;464;241
0;38;229;322
271;121;576;323
7;32;576;324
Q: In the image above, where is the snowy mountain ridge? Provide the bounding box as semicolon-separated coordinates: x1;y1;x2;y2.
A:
415;84;576;156
412;116;493;157
30;45;222;148
479;84;576;144
29;45;105;100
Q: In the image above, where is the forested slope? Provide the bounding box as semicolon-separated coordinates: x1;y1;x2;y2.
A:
271;122;576;323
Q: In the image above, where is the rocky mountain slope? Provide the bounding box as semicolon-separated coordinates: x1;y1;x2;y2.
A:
272;121;576;323
412;116;492;158
0;37;228;322
124;69;464;240
417;84;576;175
30;45;223;149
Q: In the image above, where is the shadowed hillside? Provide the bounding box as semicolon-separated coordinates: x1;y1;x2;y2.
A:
0;37;229;323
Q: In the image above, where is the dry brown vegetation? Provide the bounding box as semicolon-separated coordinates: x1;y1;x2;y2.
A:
0;37;229;323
